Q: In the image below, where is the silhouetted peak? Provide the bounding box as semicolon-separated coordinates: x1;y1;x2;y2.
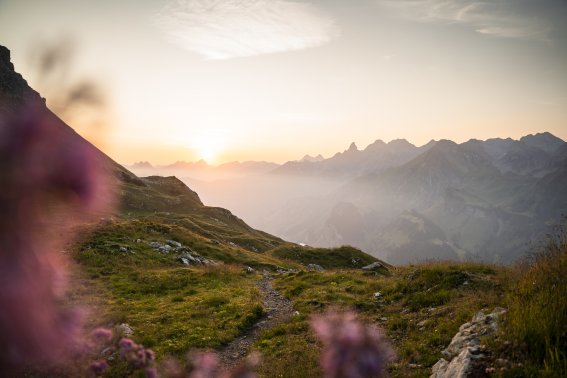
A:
299;154;324;163
434;139;458;149
520;132;564;154
131;161;153;168
347;142;358;152
365;139;386;152
0;45;14;71
420;139;437;149
387;138;413;148
0;44;43;108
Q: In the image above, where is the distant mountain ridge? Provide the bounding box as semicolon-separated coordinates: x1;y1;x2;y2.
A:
186;131;566;265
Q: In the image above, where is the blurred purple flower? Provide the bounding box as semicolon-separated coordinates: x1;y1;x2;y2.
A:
91;327;113;344
1;48;114;372
88;360;109;376
145;367;158;378
311;311;395;378
188;351;220;378
118;337;156;371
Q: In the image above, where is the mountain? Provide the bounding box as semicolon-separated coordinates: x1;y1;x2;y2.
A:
494;141;552;177
520;132;565;155
1;43;384;264
299;154;324;163
127;159;279;182
252;136;566;264
272;138;434;179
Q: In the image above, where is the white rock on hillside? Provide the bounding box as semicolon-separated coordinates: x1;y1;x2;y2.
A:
430;307;506;378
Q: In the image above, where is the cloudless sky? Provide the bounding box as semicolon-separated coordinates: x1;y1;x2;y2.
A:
1;0;566;164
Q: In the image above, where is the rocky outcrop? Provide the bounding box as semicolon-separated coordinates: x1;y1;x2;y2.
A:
430;308;506;378
147;240;216;266
307;263;325;272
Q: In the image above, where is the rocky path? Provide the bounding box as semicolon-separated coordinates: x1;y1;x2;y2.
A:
218;274;294;369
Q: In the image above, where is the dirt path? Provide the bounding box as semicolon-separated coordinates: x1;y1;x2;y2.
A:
218;273;294;369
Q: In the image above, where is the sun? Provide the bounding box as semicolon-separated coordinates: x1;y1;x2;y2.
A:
192;130;226;164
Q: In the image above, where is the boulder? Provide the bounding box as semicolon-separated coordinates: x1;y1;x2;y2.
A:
166;240;182;248
307;264;325;272
362;262;383;270
430;308;506;378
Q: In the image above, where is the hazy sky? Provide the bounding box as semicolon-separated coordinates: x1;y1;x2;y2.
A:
1;0;566;164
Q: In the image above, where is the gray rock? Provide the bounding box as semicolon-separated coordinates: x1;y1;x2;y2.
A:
158;245;172;254
179;257;190;265
177;252;217;266
119;246;128;253
430;308;506;378
149;241;162;249
307;264;325;272
166;240;182;248
116;323;134;337
362;262;383;270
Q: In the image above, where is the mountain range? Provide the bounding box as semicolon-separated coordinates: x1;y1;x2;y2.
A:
156;133;567;264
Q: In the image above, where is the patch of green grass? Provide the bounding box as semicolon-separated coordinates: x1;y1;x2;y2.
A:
268;244;385;270
257;262;505;377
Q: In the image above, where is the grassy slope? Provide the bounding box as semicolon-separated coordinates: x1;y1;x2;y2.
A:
70;174;565;377
255;263;505;377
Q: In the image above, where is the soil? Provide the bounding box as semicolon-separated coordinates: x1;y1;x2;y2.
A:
218;273;294;369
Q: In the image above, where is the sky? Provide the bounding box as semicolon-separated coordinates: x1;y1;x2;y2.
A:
1;0;566;165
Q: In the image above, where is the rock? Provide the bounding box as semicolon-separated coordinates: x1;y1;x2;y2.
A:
374;291;382;299
158;245;172;254
417;319;429;327
166;240;182;248
431;349;475;378
149;241;162;248
177;252;216;266
362;262;383;270
119;246;128;253
293;311;300;317
307;264;325;272
116;323;134;337
179;257;190;265
430;308;506;378
380;317;388;321
246;266;255;273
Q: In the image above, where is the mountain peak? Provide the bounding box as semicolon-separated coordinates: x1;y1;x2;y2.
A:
388;138;413;147
0;45;43;108
347;142;358;152
300;154;324;163
0;45;13;71
520;132;565;154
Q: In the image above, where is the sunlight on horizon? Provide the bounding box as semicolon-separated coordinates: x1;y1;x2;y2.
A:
190;130;227;164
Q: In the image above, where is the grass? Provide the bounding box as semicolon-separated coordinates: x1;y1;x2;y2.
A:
66;171;566;377
493;228;567;377
268;244;386;270
252;262;505;377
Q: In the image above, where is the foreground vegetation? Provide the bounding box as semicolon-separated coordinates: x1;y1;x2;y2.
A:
67;197;566;378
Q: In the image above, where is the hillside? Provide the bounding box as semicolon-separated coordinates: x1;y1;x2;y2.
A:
2;43;566;378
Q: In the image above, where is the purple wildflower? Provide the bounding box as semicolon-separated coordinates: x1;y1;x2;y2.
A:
91;327;113;344
89;360;109;376
145;367;158;378
1;45;115;372
311;311;395;378
188;351;220;378
118;337;156;371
